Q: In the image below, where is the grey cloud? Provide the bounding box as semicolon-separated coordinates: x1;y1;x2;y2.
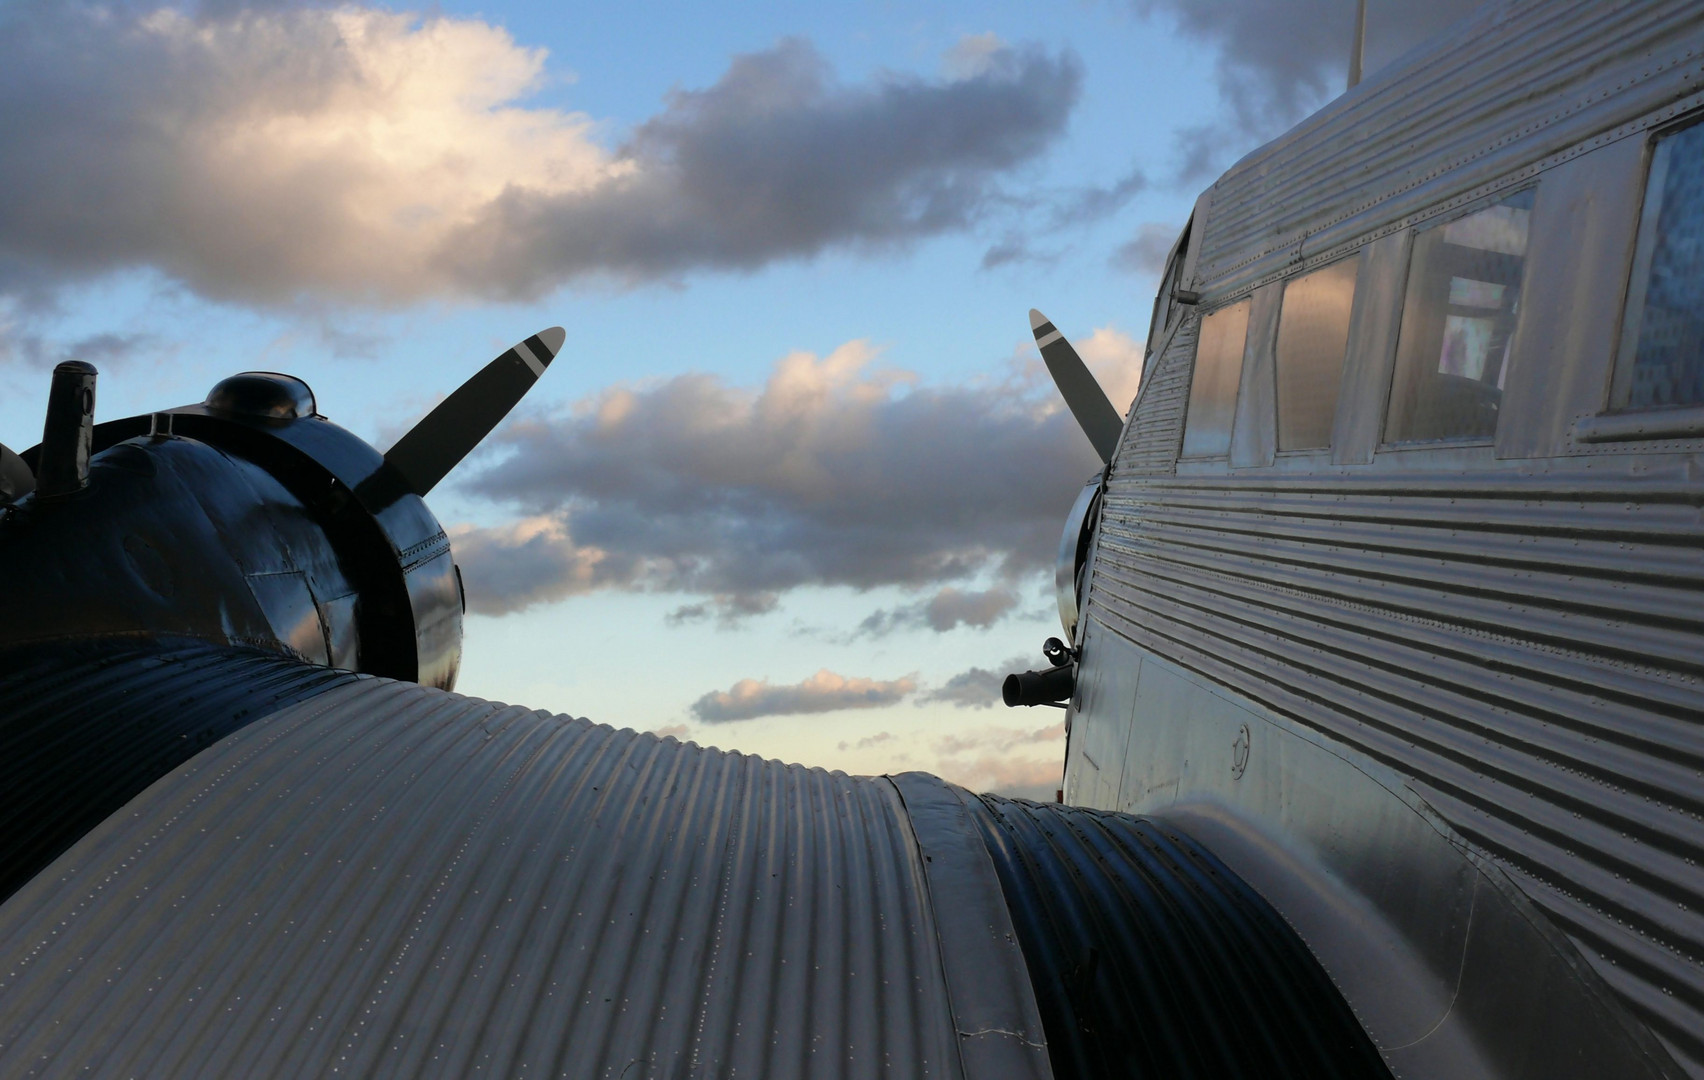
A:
837;731;896;752
1050;165;1148;227
452;343;1105;616
691;669;916;724
0;7;1081;306
1112;222;1177;278
667;592;781;628
979;240;1033;270
917;655;1031;710
981;163;1146;270
0;328;159;370
1134;0;1484;132
859;587;1022;637
1133;0;1484;181
446;38;1082;297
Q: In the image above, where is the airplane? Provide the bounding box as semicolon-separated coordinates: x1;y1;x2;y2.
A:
0;0;1698;1077
1008;1;1704;1077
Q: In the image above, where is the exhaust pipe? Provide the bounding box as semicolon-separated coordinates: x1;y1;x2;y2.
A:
1003;663;1074;708
37;361;97;499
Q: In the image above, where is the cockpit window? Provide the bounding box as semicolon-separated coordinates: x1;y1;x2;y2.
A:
1275;257;1359;450
1181;299;1250;458
1385;189;1535;444
1147;220;1191;358
1612;119;1704;410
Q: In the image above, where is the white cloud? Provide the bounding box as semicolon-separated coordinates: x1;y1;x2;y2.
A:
451;339;1109;616
691;669;917;723
1075;324;1145;416
0;7;1081;305
930;721;1066;800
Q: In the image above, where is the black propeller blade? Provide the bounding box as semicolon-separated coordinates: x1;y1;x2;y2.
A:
1030;309;1122;464
0;443;33;503
384;327;565;497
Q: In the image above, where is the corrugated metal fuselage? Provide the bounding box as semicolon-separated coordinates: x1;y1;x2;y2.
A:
1065;3;1704;1077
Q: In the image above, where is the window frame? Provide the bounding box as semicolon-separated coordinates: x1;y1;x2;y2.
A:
1379;185;1539;449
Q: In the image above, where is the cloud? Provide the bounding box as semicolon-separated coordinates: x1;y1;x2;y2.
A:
691;669;916;723
930;721;1066;800
1075;325;1145;415
1130;0;1483;180
979;239;1036;271
858;586;1021;637
0;6;1081;306
449;36;1081;298
837;731;896;752
650;723;691;740
447;517;616;616
451;338;1123;616
0;328;160;371
1049;164;1148;227
1134;0;1482;131
1113;222;1177;279
917;655;1031;710
934;721;1064;757
666;592;781;628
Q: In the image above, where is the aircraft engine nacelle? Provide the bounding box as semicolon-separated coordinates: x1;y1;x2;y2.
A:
0;329;564;689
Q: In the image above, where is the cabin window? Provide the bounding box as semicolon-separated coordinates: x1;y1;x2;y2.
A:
1385;189;1534;443
1612;120;1704;410
1275;257;1359;450
1182;299;1249;457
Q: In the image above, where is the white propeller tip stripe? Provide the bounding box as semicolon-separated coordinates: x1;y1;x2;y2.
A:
1029;308;1049;330
537;326;566;357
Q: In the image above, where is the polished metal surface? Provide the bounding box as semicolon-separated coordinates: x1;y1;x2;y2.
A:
1063;2;1704;1075
0;676;1025;1079
1192;1;1704;307
1083;463;1704;1070
1054;474;1100;637
204;372;317;421
1120;313;1197;475
965;791;1391;1080
7;390;465;688
0;638;357;905
35;361;96;498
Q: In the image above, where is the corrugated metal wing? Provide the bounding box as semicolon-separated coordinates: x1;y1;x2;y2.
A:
0;678;971;1079
0;638;358;904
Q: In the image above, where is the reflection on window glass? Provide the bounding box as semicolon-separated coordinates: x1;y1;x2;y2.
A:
1182;300;1250;457
1276;257;1359;450
1615;120;1704;409
1385;189;1534;443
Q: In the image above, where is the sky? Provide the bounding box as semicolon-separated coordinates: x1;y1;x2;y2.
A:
0;0;1481;799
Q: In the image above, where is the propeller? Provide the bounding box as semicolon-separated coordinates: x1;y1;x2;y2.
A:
0;443;33;503
384;327;566;497
1030;309;1122;464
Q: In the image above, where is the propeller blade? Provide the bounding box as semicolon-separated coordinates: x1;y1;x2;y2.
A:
0;442;33;503
384;327;565;497
1030;309;1122;463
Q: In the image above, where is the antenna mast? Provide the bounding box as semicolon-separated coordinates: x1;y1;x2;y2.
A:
1348;0;1367;88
